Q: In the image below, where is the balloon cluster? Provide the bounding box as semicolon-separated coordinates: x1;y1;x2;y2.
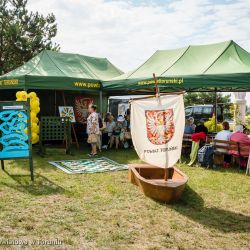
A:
16;91;40;144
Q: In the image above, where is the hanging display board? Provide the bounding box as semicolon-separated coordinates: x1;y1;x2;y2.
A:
58;106;76;122
0;100;34;180
74;97;93;123
118;103;129;117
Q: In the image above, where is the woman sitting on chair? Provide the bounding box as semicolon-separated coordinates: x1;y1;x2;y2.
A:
215;121;232;167
229;125;250;168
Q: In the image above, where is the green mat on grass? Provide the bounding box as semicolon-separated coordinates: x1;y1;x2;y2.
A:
49;157;127;174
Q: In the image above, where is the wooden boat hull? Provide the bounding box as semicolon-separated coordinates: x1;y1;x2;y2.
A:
128;164;188;203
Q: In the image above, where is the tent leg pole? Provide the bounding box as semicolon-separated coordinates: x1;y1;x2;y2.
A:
62;91;66;106
99;90;103;115
214;89;217;132
71;123;79;149
54;90;57;116
1;160;4;170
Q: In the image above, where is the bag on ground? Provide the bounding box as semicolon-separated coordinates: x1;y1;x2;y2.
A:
198;144;214;168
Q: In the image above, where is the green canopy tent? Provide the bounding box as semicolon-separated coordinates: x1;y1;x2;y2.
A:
0;50;123;91
0;50;123;114
103;40;250;93
0;50;123;147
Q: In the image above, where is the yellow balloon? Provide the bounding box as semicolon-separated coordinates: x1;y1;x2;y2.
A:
33;138;39;144
34;137;39;144
34;117;39;123
31;123;39;134
31;122;38;129
32;133;39;144
31;100;39;110
32;96;40;103
28;92;37;100
33;139;39;144
31;132;38;142
16;91;22;99
30;112;36;121
33;107;40;114
34;125;40;134
20;91;27;101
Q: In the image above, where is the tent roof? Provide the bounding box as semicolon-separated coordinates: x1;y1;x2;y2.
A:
0;50;123;91
103;40;250;92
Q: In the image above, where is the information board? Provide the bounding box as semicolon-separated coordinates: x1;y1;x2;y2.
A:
0;100;33;180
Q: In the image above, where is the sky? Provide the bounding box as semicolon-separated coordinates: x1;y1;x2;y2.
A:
27;0;250;104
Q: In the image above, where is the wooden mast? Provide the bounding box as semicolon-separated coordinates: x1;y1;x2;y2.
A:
153;73;159;96
152;73;168;181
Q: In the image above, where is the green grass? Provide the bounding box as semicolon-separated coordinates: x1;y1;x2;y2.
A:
0;146;249;249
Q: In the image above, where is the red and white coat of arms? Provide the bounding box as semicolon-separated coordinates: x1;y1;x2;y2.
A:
74;97;93;123
145;109;174;145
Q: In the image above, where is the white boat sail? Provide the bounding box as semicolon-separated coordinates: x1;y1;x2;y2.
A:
130;94;185;168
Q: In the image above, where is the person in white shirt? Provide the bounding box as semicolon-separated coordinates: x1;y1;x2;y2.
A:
214;121;232;167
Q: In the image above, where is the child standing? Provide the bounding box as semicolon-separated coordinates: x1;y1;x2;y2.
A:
110;115;126;149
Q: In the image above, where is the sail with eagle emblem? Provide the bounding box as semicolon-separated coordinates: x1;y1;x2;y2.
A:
130;94;185;168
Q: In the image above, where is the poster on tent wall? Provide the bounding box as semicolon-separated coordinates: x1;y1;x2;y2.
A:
58;106;76;122
130;94;185;168
118;103;129;117
74;97;93;123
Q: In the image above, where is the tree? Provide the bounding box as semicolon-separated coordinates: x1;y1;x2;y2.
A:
0;0;59;74
184;92;233;119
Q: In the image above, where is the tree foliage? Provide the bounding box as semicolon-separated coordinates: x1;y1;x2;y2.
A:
184;92;231;107
0;0;59;74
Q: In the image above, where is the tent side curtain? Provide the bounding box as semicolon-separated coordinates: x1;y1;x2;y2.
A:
103;40;250;92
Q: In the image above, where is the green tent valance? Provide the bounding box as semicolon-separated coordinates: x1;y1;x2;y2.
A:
103;40;250;92
0;50;123;91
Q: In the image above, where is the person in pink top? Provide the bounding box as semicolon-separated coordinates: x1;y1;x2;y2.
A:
229;125;250;168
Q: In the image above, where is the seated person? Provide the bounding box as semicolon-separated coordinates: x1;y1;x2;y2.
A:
110;115;126;149
214;121;232;167
243;126;250;136
229;125;250;168
97;112;103;152
102;113;115;149
184;117;196;134
124;109;130;130
188;119;208;166
124;109;132;148
195;119;208;135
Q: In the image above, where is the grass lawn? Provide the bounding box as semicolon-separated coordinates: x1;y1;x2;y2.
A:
0;146;249;249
